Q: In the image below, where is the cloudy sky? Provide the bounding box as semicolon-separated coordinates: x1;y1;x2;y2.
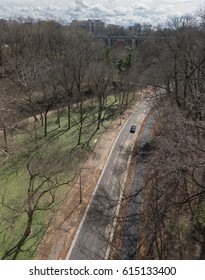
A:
0;0;204;26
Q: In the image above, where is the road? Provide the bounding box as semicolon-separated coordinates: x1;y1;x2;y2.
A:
119;106;158;259
66;99;154;260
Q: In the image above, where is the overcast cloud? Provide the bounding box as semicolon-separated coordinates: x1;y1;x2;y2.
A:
0;0;204;26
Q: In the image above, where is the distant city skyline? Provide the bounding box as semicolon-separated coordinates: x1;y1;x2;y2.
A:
0;0;204;26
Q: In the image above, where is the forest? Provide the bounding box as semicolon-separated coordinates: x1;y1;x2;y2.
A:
0;18;140;259
0;8;205;259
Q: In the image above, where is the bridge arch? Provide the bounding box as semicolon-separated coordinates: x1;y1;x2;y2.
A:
98;36;146;49
112;40;128;49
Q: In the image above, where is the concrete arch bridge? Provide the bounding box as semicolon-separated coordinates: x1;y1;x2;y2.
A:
95;36;146;48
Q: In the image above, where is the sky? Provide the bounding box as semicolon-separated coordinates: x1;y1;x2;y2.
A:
0;0;204;26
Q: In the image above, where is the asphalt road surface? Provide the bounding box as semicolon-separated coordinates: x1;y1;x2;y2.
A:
66;99;154;260
119;106;158;259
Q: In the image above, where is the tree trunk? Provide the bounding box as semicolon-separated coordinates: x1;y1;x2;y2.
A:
44;112;48;137
97;96;103;130
77;100;83;145
2;210;34;260
3;124;8;153
67;103;71;130
56;106;61;128
12;210;34;260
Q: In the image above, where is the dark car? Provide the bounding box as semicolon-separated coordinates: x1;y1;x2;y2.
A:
130;125;136;133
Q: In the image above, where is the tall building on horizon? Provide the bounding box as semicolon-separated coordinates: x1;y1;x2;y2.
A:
70;19;105;33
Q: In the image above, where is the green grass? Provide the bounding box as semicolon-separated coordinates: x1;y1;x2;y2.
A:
0;92;138;259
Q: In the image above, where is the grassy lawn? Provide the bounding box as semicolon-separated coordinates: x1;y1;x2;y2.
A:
0;93;137;259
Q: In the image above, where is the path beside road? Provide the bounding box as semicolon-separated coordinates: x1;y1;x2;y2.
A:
66;99;153;260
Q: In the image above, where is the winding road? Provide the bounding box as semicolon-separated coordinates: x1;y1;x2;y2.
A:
66;98;156;260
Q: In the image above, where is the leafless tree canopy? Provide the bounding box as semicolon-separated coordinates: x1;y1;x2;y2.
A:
0;12;205;259
134;14;205;260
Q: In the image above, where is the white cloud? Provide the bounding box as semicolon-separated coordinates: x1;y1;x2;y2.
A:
0;0;204;25
154;4;174;14
133;3;149;11
165;0;192;2
91;3;107;13
75;0;88;9
113;7;130;16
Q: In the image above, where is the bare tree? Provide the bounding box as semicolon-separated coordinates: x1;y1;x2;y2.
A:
88;62;116;130
0;151;71;260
